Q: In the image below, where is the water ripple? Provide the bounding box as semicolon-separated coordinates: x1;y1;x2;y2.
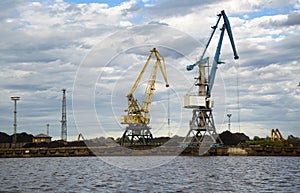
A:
0;156;300;192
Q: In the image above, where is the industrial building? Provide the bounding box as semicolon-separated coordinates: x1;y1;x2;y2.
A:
32;134;52;143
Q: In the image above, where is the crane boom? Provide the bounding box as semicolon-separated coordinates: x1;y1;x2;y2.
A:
221;10;239;60
141;50;169;119
128;51;155;96
186;10;239;97
208;24;225;96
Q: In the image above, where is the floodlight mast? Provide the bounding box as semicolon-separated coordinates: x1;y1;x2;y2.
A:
61;89;67;141
183;10;239;147
11;96;20;147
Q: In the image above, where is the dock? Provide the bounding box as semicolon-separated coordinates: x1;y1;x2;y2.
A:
1;146;300;158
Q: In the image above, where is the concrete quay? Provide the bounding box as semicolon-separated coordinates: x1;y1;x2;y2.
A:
0;146;300;158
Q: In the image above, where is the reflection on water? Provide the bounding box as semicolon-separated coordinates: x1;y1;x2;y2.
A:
0;156;299;192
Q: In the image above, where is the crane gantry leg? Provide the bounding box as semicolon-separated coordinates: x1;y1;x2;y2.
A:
121;124;153;146
183;108;220;147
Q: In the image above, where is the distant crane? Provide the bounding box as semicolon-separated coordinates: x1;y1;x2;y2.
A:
270;128;290;146
120;48;169;146
270;129;284;141
183;10;239;146
270;128;284;142
77;133;85;141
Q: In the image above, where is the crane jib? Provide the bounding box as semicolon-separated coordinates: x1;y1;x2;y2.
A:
187;10;239;96
121;48;169;125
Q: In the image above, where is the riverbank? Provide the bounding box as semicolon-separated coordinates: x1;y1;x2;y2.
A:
1;146;300;158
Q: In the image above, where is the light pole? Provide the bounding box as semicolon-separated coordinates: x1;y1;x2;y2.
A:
11;96;20;146
227;113;232;132
46;124;50;136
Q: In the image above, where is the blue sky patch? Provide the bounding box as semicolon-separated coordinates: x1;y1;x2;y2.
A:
64;0;131;6
232;8;292;20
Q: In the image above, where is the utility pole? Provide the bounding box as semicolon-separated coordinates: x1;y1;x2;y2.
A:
227;114;232;132
61;89;67;141
11;96;20;147
46;123;50;136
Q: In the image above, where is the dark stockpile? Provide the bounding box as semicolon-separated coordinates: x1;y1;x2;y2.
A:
23;140;87;148
234;133;250;142
219;131;249;146
16;132;34;143
0;132;33;143
0;132;12;143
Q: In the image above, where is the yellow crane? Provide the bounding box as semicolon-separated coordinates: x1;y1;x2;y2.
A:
270;128;290;146
77;133;85;141
120;48;169;146
270;128;284;142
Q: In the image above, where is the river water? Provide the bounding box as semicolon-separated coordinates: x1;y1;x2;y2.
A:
0;156;299;192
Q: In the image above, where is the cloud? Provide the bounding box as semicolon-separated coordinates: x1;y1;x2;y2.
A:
280;11;300;26
0;0;299;140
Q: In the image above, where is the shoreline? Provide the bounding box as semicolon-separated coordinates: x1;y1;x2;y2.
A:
1;146;300;158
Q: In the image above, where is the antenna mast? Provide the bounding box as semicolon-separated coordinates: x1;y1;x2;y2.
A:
61;89;67;141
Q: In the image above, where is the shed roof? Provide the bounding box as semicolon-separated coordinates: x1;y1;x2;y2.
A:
34;133;51;138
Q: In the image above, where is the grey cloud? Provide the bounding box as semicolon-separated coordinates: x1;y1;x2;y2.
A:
235;34;300;70
263;12;300;27
282;12;300;26
0;0;25;21
124;5;142;13
145;0;218;17
2;84;49;91
148;21;169;26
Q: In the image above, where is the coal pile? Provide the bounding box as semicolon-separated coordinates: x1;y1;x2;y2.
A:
0;132;33;143
219;131;249;146
16;132;33;143
234;133;250;142
0;132;12;143
23;140;87;148
67;141;87;147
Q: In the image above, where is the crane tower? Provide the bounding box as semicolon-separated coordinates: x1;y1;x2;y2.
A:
120;48;169;146
183;10;239;147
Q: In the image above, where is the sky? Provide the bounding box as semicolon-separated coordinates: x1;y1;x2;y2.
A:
0;0;300;141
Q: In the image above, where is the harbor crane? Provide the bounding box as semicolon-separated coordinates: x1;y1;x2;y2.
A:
183;10;239;146
270;128;290;146
120;48;169;146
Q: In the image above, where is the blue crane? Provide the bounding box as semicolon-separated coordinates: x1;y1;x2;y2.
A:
187;10;239;97
182;10;239;148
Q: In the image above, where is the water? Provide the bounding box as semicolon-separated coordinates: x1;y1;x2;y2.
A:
0;156;299;192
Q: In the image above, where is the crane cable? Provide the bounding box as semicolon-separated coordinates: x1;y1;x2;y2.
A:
168;88;171;137
236;59;240;133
